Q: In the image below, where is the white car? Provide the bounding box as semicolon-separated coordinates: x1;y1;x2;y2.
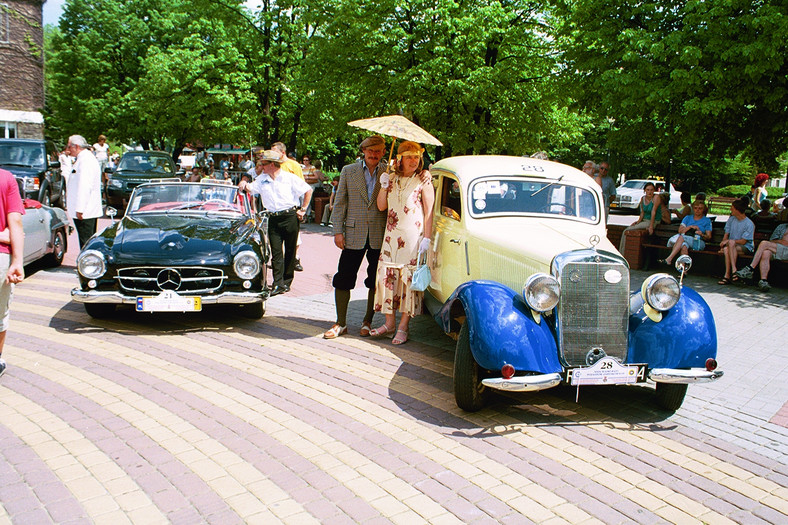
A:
611;179;682;212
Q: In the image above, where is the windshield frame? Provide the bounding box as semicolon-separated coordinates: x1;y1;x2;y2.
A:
126;182;249;217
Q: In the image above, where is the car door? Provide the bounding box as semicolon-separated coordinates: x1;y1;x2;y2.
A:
430;173;467;302
21;203;48;264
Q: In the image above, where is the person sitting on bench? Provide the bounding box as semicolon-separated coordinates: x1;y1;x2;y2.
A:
659;200;712;267
734;222;788;292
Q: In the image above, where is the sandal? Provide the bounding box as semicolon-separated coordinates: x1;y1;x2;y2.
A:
392;330;409;345
323;324;348;339
731;274;741;284
359;322;372;337
717;277;732;285
657;259;671;267
369;325;395;338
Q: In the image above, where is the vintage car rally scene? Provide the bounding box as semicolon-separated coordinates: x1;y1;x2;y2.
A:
1;1;787;523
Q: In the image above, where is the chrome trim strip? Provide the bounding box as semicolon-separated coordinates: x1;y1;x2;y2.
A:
71;289;268;305
481;373;562;392
649;368;724;384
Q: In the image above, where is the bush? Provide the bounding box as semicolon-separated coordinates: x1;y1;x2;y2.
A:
715;185;785;198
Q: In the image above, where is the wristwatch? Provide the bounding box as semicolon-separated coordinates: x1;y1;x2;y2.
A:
300;207;307;212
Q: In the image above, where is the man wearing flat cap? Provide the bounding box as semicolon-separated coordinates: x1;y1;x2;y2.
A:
323;135;390;339
239;150;312;296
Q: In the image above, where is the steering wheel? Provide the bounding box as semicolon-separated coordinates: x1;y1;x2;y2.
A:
539;203;576;216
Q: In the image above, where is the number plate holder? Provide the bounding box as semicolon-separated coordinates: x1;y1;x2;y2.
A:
136;290;202;312
567;357;646;386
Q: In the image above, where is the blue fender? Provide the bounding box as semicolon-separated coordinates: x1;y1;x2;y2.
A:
435;281;562;374
628;286;717;368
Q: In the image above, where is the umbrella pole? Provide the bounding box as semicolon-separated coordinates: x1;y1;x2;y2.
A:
387;140;396;170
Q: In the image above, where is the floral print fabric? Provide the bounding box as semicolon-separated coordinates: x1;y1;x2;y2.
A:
374;175;425;316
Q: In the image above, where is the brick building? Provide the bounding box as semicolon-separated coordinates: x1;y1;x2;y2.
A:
0;0;45;139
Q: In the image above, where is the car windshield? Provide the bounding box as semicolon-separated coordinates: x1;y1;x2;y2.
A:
117;154;173;174
0;143;47;169
620;180;649;190
469;178;600;221
127;182;247;216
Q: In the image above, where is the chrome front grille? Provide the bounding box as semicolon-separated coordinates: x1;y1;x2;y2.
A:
557;260;629;366
116;267;226;294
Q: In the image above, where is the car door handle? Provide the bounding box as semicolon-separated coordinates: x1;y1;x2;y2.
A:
450;238;460;244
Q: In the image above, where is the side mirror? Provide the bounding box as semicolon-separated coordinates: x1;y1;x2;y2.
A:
675;254;692;286
106;206;118;222
50;160;61;169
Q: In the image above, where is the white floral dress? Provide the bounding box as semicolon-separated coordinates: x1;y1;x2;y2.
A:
374;175;426;316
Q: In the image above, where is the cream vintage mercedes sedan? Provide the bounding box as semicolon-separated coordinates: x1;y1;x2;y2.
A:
422;156;722;412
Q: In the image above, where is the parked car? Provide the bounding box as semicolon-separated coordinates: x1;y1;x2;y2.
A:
71;181;270;319
105;151;178;211
610;179;681;212
0;138;65;208
424;156;722;412
19;184;72;268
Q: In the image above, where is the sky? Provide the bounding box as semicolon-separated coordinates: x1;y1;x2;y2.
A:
43;0;260;26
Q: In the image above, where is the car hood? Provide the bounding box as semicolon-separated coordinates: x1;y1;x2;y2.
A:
113;170;177;180
108;214;254;263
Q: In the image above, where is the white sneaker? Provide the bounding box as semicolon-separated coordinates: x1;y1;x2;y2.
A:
735;266;754;280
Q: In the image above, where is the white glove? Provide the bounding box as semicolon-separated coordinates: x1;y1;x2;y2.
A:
380;172;390;189
418;237;431;254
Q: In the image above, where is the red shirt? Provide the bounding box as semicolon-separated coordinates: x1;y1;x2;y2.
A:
0;168;25;255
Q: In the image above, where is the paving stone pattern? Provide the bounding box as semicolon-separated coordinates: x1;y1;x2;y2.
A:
0;223;787;523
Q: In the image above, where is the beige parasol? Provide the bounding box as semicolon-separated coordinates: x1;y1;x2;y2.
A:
348;115;442;165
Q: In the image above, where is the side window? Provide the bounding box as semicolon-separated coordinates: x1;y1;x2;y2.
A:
440;176;462;221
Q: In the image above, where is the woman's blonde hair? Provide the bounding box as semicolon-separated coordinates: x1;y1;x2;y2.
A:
394;141;424;176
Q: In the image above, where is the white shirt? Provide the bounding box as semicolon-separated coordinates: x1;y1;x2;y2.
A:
67;149;103;219
248;169;310;212
93;142;109;162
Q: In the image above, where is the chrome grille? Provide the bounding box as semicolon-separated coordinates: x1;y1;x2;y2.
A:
557;260;629;366
116;267;225;294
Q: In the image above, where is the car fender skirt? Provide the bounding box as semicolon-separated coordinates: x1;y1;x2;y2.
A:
628;286;717;368
649;368;723;384
438;280;562;373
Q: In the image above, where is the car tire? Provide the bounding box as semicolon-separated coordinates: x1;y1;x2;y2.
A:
655;382;688;412
44;229;67;267
40;188;51;207
59;185;67;209
454;322;489;412
238;302;265;319
84;303;115;319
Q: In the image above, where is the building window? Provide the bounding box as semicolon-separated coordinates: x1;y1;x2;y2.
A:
0;4;8;44
0;122;16;139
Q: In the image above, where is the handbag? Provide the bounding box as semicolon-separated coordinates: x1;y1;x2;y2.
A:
410;252;431;292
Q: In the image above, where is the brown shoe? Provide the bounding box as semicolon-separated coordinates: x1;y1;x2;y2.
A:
323;324;347;339
359;322;372;337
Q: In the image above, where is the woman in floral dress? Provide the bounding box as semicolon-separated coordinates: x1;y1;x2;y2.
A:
370;141;435;345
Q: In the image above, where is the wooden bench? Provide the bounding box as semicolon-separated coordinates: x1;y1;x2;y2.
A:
641;221;786;284
707;196;736;215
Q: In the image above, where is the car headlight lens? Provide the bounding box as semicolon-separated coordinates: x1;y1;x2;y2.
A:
234;251;261;279
108;179;122;189
641;273;680;312
523;273;560;312
77;250;106;279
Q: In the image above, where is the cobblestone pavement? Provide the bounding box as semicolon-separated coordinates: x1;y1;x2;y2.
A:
1;222;787;524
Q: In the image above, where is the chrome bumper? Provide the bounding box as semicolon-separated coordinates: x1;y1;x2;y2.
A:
482;373;562;392
649;368;724;384
71;288;268;305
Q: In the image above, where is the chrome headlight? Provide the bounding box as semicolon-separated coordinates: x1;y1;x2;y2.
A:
108;178;122;189
233;251;261;279
641;273;680;312
523;273;560;312
77;250;107;279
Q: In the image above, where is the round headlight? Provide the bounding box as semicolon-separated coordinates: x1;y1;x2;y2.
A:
77;250;106;279
234;251;261;279
641;273;680;312
522;273;560;312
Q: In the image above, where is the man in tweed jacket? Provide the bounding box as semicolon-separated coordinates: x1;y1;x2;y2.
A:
323;136;389;339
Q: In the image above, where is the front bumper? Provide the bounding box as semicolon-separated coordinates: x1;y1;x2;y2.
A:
649;368;724;384
71;288;268;305
482;373;562;392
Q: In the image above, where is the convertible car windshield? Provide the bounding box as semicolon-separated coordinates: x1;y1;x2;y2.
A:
127;182;247;215
469;178;599;221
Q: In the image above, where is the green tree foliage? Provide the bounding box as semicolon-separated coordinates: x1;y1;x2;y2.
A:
554;0;788;173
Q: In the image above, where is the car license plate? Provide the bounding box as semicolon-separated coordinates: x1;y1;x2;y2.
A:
569;357;641;386
136;291;202;312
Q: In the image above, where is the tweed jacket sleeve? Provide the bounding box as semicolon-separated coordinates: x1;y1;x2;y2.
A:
332;160;389;250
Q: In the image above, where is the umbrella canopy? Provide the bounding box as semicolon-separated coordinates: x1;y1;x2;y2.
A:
347;115;442;146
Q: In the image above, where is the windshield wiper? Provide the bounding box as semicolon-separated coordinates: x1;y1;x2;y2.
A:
531;175;564;197
1;163;33;168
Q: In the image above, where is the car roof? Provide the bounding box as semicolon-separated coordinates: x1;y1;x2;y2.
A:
431;155;591;188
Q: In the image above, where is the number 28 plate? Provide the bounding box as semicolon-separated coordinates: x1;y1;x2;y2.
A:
569;357;644;386
136;290;202;312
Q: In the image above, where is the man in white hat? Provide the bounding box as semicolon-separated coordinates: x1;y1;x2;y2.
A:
239;150;312;296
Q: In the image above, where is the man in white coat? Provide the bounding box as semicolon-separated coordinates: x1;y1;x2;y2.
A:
65;135;103;248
